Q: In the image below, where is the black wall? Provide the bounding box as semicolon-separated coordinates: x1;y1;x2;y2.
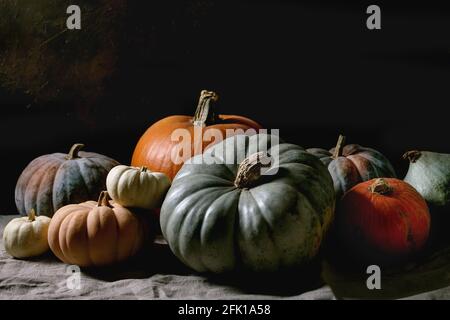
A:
1;1;449;213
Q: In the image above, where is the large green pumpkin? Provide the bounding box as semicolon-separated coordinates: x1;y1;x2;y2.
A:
160;134;335;273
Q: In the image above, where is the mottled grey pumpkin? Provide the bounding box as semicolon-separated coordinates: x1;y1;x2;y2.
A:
15;144;119;217
160;134;335;273
307;135;396;199
403;150;450;207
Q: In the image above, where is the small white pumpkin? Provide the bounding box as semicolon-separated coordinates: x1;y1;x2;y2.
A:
106;165;171;209
3;209;51;258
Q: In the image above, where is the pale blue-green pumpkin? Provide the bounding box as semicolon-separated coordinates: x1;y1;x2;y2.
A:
160;134;335;273
404;150;450;207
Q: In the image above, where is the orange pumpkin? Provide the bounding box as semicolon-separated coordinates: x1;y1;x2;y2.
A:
336;178;430;263
131;90;262;179
48;192;147;267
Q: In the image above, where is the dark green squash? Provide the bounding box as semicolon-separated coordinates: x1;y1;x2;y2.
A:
15;144;119;217
307;135;396;199
160;134;335;273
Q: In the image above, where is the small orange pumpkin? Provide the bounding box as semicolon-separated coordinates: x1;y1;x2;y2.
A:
131;90;262;179
336;178;431;263
48;192;147;267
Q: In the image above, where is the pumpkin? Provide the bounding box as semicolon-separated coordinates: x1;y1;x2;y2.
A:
336;178;430;263
15;144;120;217
160;133;335;273
48;192;146;267
106;165;171;209
403;150;450;208
307;135;396;199
3;209;51;259
131;90;262;180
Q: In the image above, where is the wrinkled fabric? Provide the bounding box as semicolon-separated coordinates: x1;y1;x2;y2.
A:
1;215;450;300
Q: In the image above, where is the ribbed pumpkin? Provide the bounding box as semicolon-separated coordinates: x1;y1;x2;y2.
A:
336;178;430;263
131;90;262;180
15;144;119;217
307;135;396;199
106;165;171;209
160;134;335;273
48;192;146;267
3;209;51;259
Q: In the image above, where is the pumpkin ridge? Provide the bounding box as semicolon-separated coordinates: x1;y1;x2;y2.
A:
73;160;92;203
199;188;240;272
58;210;80;265
246;188;281;261
347;154;380;181
279;162;333;223
24;158;61;216
15;155;51;214
353;150;396;177
176;186;237;271
36;161;60;216
113;209;122;263
88;155;115;179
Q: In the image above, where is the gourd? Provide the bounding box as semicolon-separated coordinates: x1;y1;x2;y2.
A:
131;90;262;180
403;150;450;207
160;134;335;273
336;178;430;263
307;135;396;199
15;144;119;217
48;192;146;267
3;209;51;259
106;165;171;209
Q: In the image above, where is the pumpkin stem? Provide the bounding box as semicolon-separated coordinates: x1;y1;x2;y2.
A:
67;143;85;160
192;90;219;126
369;178;393;195
97;191;113;208
28;209;36;222
140;166;148;173
332;134;346;159
234;152;272;189
403;150;422;163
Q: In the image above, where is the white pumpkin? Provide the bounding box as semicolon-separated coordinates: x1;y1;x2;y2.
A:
3;209;51;258
106;165;171;209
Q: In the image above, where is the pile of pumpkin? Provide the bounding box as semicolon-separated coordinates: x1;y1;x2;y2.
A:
3;90;450;274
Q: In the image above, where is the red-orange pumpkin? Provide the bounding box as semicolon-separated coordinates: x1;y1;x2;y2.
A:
131;90;262;179
336;178;430;263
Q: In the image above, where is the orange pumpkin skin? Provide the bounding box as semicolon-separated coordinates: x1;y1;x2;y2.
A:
48;192;146;267
337;178;430;262
131;91;262;180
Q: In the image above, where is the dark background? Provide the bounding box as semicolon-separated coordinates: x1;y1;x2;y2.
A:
1;0;449;213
